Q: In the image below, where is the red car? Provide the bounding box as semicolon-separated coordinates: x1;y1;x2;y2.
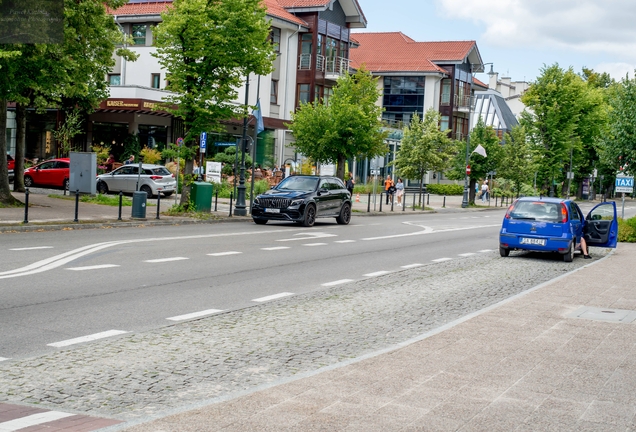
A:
6;154;14;181
24;158;70;189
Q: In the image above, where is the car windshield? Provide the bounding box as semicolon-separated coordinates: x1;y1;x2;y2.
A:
509;201;562;222
276;176;318;192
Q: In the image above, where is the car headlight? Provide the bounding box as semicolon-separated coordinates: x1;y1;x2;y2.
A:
290;199;304;206
254;197;260;205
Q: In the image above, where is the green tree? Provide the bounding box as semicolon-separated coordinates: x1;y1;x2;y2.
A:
153;0;274;195
288;67;388;180
53;109;84;157
392;110;455;204
498;125;534;197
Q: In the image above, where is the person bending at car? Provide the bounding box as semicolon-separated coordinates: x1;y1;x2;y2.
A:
580;236;592;259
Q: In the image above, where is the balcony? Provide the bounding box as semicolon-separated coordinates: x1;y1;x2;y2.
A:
298;54;350;80
454;94;471;112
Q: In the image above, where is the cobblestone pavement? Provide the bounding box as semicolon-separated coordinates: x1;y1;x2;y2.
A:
0;249;609;423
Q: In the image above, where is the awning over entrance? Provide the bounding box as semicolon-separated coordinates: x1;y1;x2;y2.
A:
96;98;174;117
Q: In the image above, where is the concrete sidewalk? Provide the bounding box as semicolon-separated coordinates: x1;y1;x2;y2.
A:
122;243;636;432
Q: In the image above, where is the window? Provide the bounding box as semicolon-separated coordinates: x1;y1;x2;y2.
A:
440;116;450;132
270;79;278;104
151;73;160;89
108;74;121;86
269;27;280;52
441;79;451;106
132;24;146;45
382;76;425;124
298;84;310;104
324;87;333;106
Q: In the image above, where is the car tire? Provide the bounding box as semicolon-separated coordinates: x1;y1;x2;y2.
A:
302;204;316;227
97;181;109;195
24;175;33;187
140;185;153;199
253;218;267;225
336;202;351;225
499;246;510;257
563;242;574;262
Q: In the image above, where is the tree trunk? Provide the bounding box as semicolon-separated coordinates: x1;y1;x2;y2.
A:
336;154;346;180
0;100;20;205
469;178;476;205
13;102;26;193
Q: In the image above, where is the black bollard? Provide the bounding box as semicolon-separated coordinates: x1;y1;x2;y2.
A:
443;194;446;208
214;190;218;212
118;191;123;221
403;196;406;212
495;195;498;207
390;196;394;212
427;193;430;205
229;192;233;217
74;189;80;222
367;192;371;213
156;193;161;219
379;193;383;212
23;188;29;224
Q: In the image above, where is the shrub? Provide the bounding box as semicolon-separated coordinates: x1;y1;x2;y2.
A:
426;183;463;195
140;147;162;164
618;217;636;242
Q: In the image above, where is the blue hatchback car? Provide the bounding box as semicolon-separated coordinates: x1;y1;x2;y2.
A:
499;197;618;261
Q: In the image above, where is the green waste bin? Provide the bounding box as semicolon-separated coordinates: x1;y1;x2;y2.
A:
191;181;213;212
131;191;147;218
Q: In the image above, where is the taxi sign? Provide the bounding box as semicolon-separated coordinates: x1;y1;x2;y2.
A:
615;175;634;193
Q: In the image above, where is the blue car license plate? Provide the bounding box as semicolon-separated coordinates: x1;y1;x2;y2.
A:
520;237;546;246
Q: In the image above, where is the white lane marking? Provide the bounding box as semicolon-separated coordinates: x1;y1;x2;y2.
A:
478;249;495;253
364;271;392;277
66;264;120;271
261;246;290;251
0;227;301;279
361;224;500;241
252;292;294;302
9;246;54;251
321;279;354;287
0;411;76;431
207;251;242;257
48;330;128;348
0;357;10;362
303;243;327;247
144;257;189;263
401;264;423;269
167;309;224;321
432;258;453;263
458;253;476;257
334;240;356;243
277;232;338;242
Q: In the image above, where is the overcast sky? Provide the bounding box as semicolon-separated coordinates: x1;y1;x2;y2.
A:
354;0;635;83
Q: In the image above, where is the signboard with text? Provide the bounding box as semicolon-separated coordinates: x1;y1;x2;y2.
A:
615;175;634;193
205;161;222;184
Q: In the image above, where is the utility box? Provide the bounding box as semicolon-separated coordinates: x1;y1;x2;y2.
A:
191;181;213;212
70;152;97;194
131;191;147;219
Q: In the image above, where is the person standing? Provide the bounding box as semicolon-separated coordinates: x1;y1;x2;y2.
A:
481;180;489;203
395;178;404;206
384;175;394;204
346;172;355;196
124;155;135;165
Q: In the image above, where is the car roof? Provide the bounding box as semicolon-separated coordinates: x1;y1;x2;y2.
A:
516;196;569;204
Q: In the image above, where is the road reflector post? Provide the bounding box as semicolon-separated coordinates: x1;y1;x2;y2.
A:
23;188;29;224
229;192;233;217
412;192;415;211
74;189;80;222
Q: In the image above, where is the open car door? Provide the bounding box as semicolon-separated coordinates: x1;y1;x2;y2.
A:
584;202;618;248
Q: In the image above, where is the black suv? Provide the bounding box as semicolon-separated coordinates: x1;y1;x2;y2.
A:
252;175;352;227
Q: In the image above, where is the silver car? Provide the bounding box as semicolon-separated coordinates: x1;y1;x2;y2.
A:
96;164;176;198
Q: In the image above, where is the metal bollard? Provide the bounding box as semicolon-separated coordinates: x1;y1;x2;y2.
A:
403;196;406;212
427;193;430;205
367;192;371;213
391;197;394;212
118;191;123;220
442;194;446;208
23;188;29;224
156;193;161;219
74;189;80;222
229;192;233;217
214;190;218;212
495;196;498;207
379;193;383;212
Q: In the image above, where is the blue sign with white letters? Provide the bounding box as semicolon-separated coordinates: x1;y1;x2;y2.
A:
200;132;207;150
615;175;634;192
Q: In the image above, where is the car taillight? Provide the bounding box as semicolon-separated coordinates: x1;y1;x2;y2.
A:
171;174;175;178
504;204;514;219
150;175;163;180
560;203;568;223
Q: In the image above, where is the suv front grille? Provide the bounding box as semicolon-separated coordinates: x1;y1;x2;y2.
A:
259;198;292;209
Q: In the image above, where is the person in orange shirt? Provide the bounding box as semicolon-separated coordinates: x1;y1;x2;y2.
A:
384;175;394;205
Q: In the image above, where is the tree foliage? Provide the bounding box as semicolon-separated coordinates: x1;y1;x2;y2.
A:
392;110;455;199
601;72;636;177
287;67;388;180
498;125;534;197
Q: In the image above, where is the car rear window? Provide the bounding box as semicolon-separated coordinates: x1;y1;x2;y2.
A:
144;167;171;175
510;201;562;222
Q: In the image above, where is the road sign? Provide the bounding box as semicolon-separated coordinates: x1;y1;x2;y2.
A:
176;137;184;147
466;165;471;175
615;175;634;193
199;132;207;150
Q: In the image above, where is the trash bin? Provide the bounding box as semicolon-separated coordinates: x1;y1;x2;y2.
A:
190;181;213;212
131;191;147;218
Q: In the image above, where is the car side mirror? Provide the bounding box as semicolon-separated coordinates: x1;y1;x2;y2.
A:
318;188;328;195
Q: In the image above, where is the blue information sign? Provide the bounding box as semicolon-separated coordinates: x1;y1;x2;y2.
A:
200;132;207;150
615;175;634;193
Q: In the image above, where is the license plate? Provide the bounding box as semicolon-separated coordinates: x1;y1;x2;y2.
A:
520;237;546;246
264;208;280;213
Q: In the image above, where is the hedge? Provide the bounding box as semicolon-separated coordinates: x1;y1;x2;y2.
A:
425;184;464;195
618;216;636;242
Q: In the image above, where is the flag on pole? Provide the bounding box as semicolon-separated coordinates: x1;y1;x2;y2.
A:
253;99;264;134
472;144;487;158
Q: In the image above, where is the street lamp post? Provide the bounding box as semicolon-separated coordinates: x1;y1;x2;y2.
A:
235;75;250;216
461;63;494;208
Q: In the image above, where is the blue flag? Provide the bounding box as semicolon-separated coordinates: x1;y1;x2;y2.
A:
253;99;264;134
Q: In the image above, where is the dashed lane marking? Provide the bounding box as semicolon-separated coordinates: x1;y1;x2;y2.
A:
401;264;423;269
432;258;453;263
0;357;9;362
363;271;392;277
334;240;356;243
47;330;128;348
321;279;354;287
144;257;189;263
478;249;496;253
9;246;54;251
252;292;294;302
303;243;327;246
0;403;122;431
261;246;290;251
207;251;242;256
65;264;120;271
167;309;224;321
458;253;476;257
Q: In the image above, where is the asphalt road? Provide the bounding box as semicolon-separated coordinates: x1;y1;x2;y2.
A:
0;210;507;360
